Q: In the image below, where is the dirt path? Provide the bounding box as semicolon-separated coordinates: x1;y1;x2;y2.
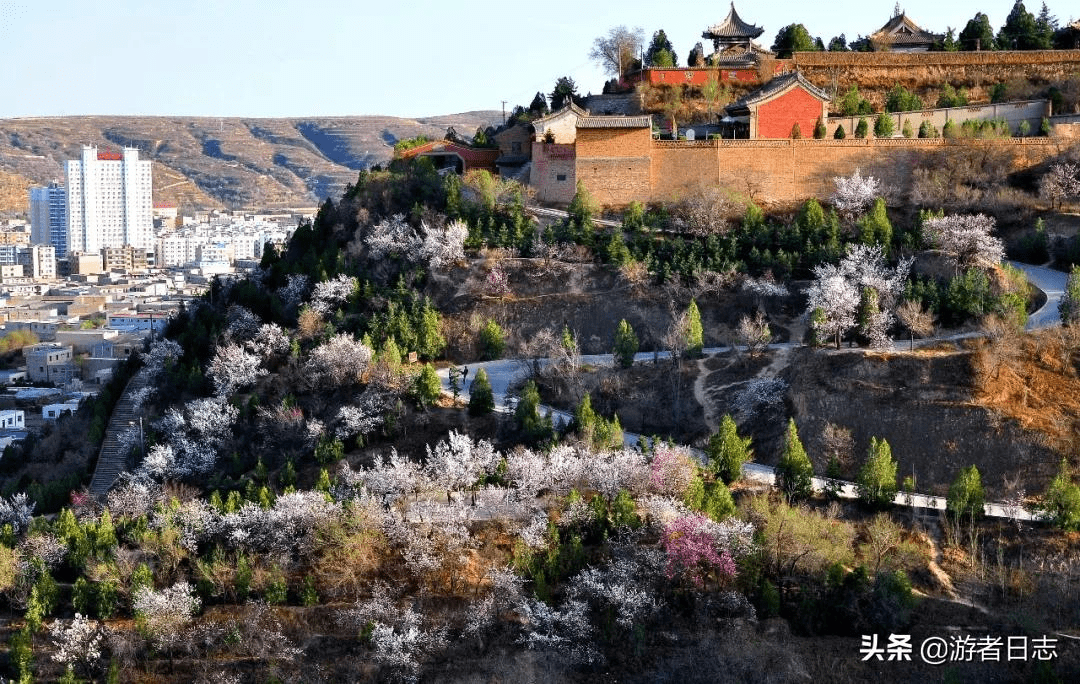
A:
693;345;796;433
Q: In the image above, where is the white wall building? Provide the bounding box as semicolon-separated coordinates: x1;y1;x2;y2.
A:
29;183;68;257
0;410;24;430
65;146;153;254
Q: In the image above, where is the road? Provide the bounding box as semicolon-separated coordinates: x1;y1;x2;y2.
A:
438;261;1064;523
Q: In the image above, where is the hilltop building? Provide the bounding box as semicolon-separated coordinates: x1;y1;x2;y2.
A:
29;183;67;257
865;10;941;52
702;4;769;67
724;71;830;139
65;146;153;254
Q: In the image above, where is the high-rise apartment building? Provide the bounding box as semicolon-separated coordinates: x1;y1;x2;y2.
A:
65;146;152;253
29;182;67;257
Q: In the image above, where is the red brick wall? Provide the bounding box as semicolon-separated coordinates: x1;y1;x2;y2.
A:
756;87;826;139
646;68;759;86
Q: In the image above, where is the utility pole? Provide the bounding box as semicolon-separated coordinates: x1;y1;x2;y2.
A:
501;101;507;125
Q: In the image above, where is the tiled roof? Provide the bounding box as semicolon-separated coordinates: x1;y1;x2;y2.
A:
577;116;653;129
703;3;764;40
531;102;587;126
871;13;940;46
725;71;829;114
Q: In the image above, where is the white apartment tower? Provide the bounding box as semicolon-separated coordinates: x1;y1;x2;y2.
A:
65;146;153;253
29;183;67;257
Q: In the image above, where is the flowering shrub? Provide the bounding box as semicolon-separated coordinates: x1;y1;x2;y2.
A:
662;513;742;587
649;445;698;497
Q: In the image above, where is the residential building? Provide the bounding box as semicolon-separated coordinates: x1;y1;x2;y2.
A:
106;310;170;333
24;342;76;384
29;183;68;257
0;410;24;430
17;245;56;280
65;146;153;253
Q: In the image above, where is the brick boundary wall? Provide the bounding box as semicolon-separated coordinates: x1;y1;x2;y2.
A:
789;49;1080;68
572;136;1071;207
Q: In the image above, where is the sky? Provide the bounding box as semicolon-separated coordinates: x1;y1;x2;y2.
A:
0;0;1075;119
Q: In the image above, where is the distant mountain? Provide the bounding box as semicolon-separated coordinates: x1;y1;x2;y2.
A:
0;111;503;215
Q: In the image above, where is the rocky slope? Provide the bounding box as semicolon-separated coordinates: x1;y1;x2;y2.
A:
0;111;501;215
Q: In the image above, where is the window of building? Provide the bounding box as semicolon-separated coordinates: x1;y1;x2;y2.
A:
556;174;567;181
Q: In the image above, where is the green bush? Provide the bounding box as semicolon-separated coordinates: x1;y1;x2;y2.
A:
885;84;924;112
478;319;505;360
685;299;703;357
1042;459;1080;531
947;464;985;521
855;117;869;139
834;124;846;139
917;120;938;138
813;117;827;139
942;119;959;139
901;120;914;138
873;113;894;138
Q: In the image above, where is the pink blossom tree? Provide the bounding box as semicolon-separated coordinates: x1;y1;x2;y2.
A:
661;513;739;588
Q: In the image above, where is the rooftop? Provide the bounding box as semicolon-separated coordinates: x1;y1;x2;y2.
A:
726;71;830;113
703;3;764;40
577;116;653;129
870;12;940;46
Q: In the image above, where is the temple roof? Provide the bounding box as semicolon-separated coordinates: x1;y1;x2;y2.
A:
703;3;764;40
870;13;940;46
725;71;829;115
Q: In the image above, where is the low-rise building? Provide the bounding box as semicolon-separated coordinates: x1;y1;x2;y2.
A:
0;410;24;430
24;342;76;384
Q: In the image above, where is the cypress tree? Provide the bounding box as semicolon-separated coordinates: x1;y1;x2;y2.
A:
777;418;813;501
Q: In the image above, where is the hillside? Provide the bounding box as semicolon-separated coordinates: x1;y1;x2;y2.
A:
0;111;501;215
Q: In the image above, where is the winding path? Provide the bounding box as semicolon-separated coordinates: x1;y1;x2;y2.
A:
440;261;1066;522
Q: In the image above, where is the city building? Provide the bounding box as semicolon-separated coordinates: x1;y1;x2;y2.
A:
29;183;68;257
65;146;153;254
17;245;56;280
0;410;25;430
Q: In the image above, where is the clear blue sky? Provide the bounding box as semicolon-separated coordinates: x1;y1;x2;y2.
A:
0;0;1073;119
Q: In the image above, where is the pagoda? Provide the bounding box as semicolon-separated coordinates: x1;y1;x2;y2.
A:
702;4;769;67
702;3;764;54
866;6;941;52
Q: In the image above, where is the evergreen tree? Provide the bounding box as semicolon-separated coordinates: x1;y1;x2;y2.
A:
528;91;550;117
918;120;938;138
777;418;813;501
685;299;703;357
1058;265;1080;325
959;12;997;50
772;24;819;58
814;117;827;139
874;112;895;137
1042;458;1080;530
997;0;1042;50
687;42;706;67
645;29;678;67
834;124;847;139
550;76;581;110
413;363;443;408
516;380;554;445
1035;2;1058;48
857;198;892;247
707;414;753;484
857;437;898;508
613;319;639;368
479;319;505;360
790;122;802;139
901;119;914;138
947;465;986;520
855;117;869;139
827;34;848;51
468;368;495;416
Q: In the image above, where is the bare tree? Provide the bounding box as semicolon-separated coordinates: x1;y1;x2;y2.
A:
672;185;736;237
736;310;771;356
590;26;645;80
895;299;935;350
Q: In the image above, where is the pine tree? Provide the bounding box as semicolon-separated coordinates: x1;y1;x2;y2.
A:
707;414;753;484
613;319;639;368
685;299;703;357
855;117;869;139
777;418;813;501
468;368;495;416
834;124;846;139
857;436;898;508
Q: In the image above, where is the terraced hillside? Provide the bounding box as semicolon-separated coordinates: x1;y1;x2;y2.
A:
0;111;501;215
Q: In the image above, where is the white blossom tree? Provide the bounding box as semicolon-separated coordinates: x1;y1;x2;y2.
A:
50;613;105;681
310;274;359;315
151;398;238;478
366;214;423;262
421;219;468;269
304;334;374;389
0;492;34;535
225;305;262;342
207;342;266;397
806;264;860;348
247;323;291;359
132;581;201;657
142;339;183;378
832;168;880;219
425;431;499;504
922;213;1005;272
1040;162;1080;210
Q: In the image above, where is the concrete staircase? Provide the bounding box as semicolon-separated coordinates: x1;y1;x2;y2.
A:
88;369;151;498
